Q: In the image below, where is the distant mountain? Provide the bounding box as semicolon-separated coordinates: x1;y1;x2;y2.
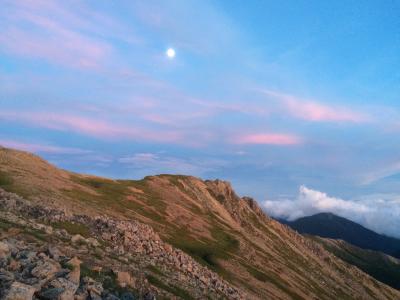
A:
284;212;400;259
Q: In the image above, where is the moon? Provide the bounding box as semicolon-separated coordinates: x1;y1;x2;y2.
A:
166;48;176;58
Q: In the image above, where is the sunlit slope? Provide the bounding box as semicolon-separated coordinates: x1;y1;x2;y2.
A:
1;146;399;299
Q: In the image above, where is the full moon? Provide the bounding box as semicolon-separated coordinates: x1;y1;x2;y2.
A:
166;48;176;58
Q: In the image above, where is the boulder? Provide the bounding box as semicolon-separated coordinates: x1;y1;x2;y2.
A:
8;259;21;271
31;259;61;279
121;292;136;300
50;277;78;300
116;271;135;288
0;241;11;259
86;238;100;247
0;270;14;282
143;291;157;300
85;277;103;300
47;246;63;260
163;244;172;253
5;282;36;300
71;234;85;244
66;257;81;284
37;287;65;300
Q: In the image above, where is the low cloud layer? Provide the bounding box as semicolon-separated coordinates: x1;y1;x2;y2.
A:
264;186;400;239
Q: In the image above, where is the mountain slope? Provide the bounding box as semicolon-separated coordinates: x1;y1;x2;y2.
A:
1;146;400;299
311;236;400;290
284;212;400;258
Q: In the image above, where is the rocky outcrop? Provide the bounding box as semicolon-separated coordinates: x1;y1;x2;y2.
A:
0;188;244;299
0;237;137;300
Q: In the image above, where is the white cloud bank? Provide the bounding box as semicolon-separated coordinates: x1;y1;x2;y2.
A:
264;186;400;239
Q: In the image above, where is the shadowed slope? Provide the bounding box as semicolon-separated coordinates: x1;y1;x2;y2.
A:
284;212;400;258
311;236;400;290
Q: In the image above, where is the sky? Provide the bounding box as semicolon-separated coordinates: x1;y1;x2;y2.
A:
1;1;400;235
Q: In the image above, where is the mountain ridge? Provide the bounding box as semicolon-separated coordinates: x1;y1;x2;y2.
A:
283;212;400;258
1;146;400;299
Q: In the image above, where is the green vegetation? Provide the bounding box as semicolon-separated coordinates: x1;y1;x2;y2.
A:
60;260;74;271
0;170;32;198
80;264;138;297
0;219;14;230
146;264;164;276
317;239;400;290
64;176;166;223
245;265;269;282
0;170;13;187
146;274;194;300
68;174;240;281
52;221;91;237
22;227;48;241
168;220;239;279
244;264;305;300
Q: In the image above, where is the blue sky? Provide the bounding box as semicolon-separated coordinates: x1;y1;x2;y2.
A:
1;1;400;228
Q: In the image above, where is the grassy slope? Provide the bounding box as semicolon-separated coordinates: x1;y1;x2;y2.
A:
1;147;400;299
311;236;400;290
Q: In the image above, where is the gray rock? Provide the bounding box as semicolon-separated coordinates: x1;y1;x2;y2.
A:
47;246;62;260
121;292;136;300
0;270;14;282
87;280;104;299
38;287;65;300
50;277;79;300
143;291;156;300
17;250;37;262
103;293;120;300
5;282;36;300
54;269;70;278
31;259;61;279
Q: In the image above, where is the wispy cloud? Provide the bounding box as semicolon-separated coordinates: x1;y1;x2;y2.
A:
359;161;400;185
233;133;303;145
0;1;112;69
260;89;369;123
0;139;91;155
0;111;184;144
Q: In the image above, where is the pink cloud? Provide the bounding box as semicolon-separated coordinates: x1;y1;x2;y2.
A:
0;139;91;155
0;111;184;144
262;90;368;123
233;133;303;145
0;1;135;69
0;23;110;70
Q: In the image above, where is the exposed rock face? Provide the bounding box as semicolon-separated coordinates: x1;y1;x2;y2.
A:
0;188;244;299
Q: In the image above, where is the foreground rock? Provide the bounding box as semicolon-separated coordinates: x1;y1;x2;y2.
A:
5;282;36;300
0;188;244;299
